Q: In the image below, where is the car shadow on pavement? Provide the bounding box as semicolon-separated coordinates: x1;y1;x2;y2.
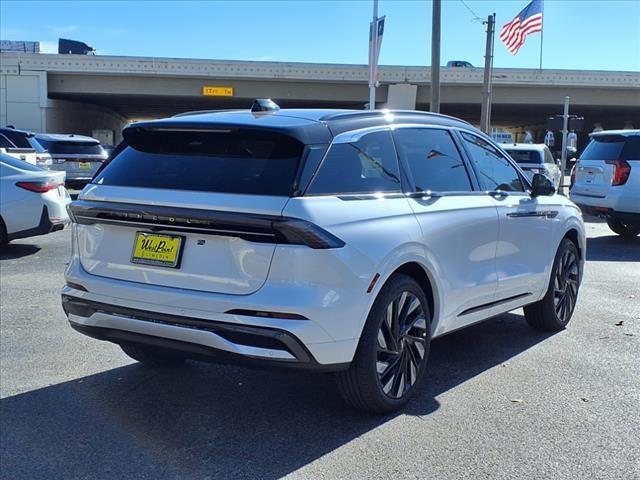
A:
0;243;42;260
0;313;554;480
586;235;640;262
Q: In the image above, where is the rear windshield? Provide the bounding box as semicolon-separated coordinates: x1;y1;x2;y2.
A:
93;129;304;196
37;139;105;155
581;135;640;161
1;130;31;148
504;150;543;164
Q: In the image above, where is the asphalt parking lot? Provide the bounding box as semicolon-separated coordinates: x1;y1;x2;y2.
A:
1;219;638;480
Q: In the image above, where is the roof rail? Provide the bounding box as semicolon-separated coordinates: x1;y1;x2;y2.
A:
320;109;473;126
172;109;245;118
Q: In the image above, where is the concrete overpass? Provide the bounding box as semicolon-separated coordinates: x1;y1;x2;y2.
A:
1;52;638;145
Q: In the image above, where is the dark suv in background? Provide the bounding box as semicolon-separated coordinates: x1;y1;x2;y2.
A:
0;127;52;168
36;134;108;189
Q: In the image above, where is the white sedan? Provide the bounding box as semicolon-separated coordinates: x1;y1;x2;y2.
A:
0;153;71;245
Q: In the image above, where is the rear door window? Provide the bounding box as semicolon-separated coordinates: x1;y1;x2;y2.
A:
581;135;640;161
94;129;305;196
394;128;472;192
306;130;401;195
461;132;525;192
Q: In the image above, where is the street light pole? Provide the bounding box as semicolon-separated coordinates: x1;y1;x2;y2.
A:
559;96;570;195
369;0;379;110
480;13;495;133
430;0;441;113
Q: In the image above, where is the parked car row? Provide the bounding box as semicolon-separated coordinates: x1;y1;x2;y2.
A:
0;126;110;246
0;127;109;189
0;153;71;245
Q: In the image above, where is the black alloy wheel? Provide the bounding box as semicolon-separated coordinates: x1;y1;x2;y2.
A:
376;291;429;399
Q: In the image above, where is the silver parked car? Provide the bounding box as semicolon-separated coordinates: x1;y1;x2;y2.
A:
35;134;108;189
503;143;562;188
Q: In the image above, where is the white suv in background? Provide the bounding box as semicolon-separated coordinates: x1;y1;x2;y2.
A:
503;143;562;188
62;106;586;412
570;130;640;237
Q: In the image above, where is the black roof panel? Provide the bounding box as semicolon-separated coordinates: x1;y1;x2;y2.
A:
130;109;474;145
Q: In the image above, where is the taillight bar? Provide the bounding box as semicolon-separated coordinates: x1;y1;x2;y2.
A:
68;200;345;249
15;180;62;193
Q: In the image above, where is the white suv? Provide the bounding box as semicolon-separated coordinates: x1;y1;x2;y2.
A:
62;107;586;412
503;143;562;188
570;130;640;237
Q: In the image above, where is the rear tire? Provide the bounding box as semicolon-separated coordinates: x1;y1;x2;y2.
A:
0;217;9;247
336;274;432;413
606;218;640;238
120;343;187;367
524;239;580;331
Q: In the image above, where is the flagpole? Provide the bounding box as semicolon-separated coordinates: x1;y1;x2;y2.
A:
538;0;544;71
369;0;378;110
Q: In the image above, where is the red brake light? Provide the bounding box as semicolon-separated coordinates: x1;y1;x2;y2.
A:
605;159;631;186
15;180;61;193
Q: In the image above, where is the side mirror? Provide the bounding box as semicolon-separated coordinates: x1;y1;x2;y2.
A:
531;173;556;197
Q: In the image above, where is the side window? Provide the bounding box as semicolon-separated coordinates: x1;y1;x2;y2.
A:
0;134;16;149
307;130;401;195
394;128;472;192
460;132;525;192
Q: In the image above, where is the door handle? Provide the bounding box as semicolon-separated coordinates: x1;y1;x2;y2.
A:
489;190;508;199
506;210;559;219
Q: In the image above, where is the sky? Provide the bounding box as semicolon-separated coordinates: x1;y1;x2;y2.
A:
1;0;639;71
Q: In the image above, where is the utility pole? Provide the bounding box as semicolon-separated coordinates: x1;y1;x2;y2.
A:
369;0;379;110
430;0;441;113
559;96;570;195
480;13;495;133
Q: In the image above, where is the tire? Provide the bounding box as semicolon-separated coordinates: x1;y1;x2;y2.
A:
0;217;9;247
336;274;432;413
120;343;187;367
606;217;640;238
524;239;580;331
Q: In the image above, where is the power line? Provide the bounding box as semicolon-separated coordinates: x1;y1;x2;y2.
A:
459;0;483;22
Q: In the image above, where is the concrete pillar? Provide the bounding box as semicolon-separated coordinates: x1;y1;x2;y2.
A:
386;83;418;110
0;70;47;132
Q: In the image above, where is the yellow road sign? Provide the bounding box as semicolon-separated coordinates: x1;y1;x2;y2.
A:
202;86;234;97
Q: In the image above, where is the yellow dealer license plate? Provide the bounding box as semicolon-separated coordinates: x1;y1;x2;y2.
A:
79;162;91;169
131;232;184;268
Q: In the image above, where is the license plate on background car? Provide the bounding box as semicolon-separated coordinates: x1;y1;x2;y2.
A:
131;232;184;268
79;162;91;169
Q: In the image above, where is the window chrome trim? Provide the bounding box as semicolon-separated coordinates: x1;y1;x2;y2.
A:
330;125;393;144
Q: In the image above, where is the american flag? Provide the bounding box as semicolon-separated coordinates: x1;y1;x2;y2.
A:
499;0;543;55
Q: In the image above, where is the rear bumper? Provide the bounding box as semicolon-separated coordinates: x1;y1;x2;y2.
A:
574;203;640;223
62;294;349;371
7;206;68;241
